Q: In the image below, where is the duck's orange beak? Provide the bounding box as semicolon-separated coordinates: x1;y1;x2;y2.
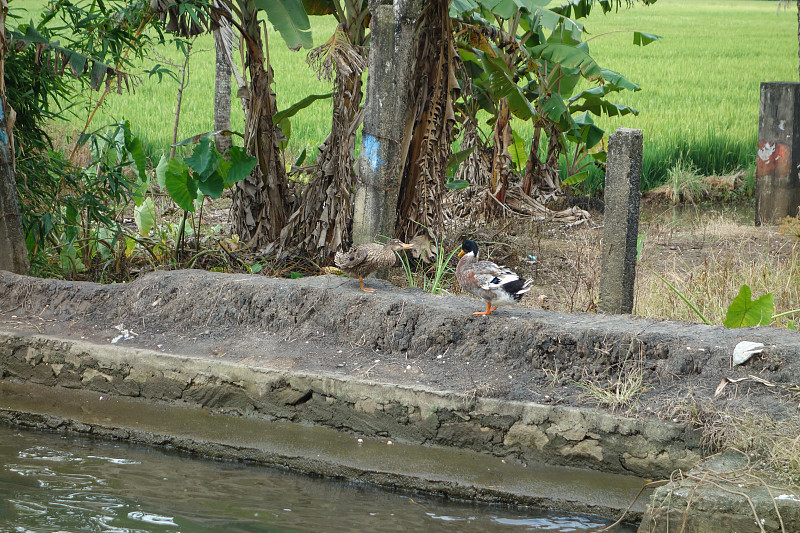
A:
457;250;465;258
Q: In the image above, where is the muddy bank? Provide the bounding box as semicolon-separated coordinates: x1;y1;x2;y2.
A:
1;269;799;527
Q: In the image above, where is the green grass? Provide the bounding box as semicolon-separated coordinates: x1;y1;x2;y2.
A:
578;0;798;189
21;0;800;190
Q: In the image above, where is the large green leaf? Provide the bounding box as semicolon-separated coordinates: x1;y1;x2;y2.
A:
155;153;169;190
185;136;219;181
569;96;638;118
164;159;198;212
225;146;258;185
450;0;479;16
723;285;774;328
509;129;528;170
531;43;602;81
301;0;337;16
542;93;568;123
273;93;333;125
196;172;225;199
480;53;536;120
633;31;661;46
134;197;156;237
599;68;640;92
254;0;313;50
571;112;604;149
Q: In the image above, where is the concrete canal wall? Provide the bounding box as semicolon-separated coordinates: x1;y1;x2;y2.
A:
1;270;798;529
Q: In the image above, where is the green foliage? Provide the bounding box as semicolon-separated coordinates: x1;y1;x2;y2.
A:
397;236;462;296
639;234;800;329
724;285;773;328
255;0;314;50
451;0;658;193
156;134;257;214
574;0;797;192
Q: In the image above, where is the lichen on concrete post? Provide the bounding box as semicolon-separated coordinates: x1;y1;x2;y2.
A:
352;0;422;247
599;128;642;315
755;82;800;225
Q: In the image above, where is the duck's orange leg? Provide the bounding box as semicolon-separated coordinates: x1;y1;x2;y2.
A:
473;302;497;315
359;277;376;293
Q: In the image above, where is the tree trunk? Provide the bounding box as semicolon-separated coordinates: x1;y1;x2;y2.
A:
0;2;29;274
352;0;422;246
277;24;366;260
213;20;232;154
230;12;289;248
485;98;512;217
275;3;369;260
395;0;456;245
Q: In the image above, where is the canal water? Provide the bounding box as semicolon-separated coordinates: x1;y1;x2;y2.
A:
0;424;636;532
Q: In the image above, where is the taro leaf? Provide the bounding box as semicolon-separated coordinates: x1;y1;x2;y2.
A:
185;136;218;181
723;285;774;328
197;171;224;199
131;178;149;207
164;159;198;212
254;0;313;50
225;146;258;184
125;236;136;258
633;31;661;46
156;153;169;190
134;197;156;237
123;126;147;183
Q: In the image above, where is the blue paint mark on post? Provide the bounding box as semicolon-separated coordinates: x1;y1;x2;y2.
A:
0;98;7;146
362;134;383;170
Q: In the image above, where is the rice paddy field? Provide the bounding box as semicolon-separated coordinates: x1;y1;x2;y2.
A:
19;0;800;190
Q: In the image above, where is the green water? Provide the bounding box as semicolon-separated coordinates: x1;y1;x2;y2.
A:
0;424;635;532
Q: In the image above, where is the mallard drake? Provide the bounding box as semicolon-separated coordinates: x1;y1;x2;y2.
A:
334;239;413;292
456;239;533;315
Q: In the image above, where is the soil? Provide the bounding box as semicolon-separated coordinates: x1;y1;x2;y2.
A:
2;201;799;428
2;187;799;452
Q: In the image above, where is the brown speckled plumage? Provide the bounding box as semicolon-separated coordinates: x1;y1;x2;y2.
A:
334;239;413;292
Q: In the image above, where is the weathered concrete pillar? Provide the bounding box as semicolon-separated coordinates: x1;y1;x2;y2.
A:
352;0;421;245
755;82;800;225
599;128;642;315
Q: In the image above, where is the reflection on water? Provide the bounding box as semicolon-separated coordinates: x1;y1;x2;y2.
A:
0;424;635;532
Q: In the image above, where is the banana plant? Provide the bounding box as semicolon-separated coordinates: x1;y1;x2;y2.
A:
450;0;659;205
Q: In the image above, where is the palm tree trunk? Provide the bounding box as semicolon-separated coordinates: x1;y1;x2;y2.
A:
213;17;233;154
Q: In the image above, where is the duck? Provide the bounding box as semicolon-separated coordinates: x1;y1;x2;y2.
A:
334;239;413;292
456;239;533;315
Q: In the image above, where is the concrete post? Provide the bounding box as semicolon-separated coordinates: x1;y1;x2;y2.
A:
352;0;421;245
755;82;800;224
599;128;642;315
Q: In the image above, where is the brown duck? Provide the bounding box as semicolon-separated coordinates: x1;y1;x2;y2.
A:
334;239;413;292
456;239;533;315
